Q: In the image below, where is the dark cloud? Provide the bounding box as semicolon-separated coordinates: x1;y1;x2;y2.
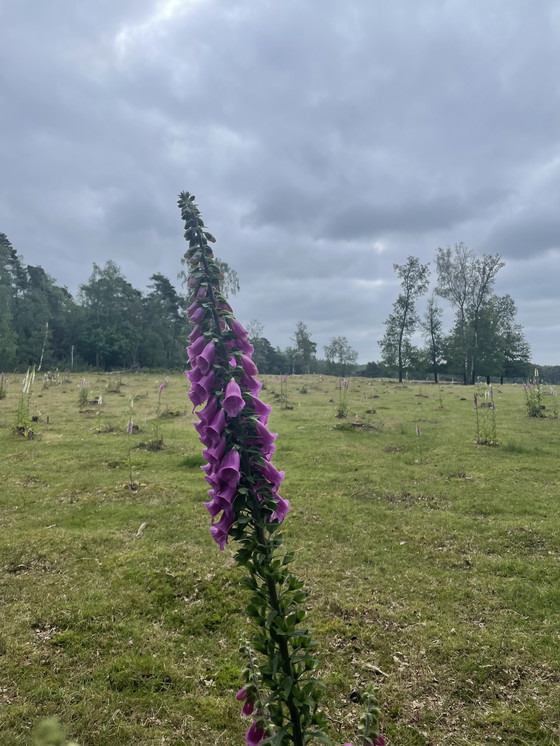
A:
1;0;560;362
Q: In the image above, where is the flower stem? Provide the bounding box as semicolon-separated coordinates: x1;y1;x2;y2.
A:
254;523;305;746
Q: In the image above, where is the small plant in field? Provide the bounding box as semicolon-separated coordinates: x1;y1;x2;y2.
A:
438;385;444;409
351;685;385;746
335;378;349;418
125;397;141;490
107;375;123;394
524;382;543;417
179;191;383;746
126;396;135;435
279;374;289;409
12;367;36;438
0;372;6;400
473;385;498;445
415;422;423;462
524;368;545;418
473;391;481;442
148;377;168;450
41;369;59;390
78;378;89;411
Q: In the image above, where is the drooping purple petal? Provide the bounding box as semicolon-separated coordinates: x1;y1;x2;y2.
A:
189;305;205;324
270;495;290;523
202;436;227;469
242;700;255;716
205;408;226;443
213;482;237;505
223;378;246;417
210;509;236;550
203;498;223;518
204;473;219;489
204;483;237;518
189;385;207;408
226;338;254;356
240;374;262;396
240;354;258;376
230;318;248;338
187;334;207;362
245;721;265;746
259;460;284;491
188;325;203;343
253;420;277;455
217;449;241;486
194;419;209;438
197;396;219;425
241;340;255;355
250;396;272;424
189;370;215;408
196;341;216;375
187;367;203;384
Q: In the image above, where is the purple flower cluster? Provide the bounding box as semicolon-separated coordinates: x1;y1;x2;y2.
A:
186;290;290;550
236;687;266;745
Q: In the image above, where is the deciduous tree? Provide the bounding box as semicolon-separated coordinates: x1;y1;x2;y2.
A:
380;256;430;382
292;322;317;374
324;336;358;376
421;294;445;383
436;243;503;384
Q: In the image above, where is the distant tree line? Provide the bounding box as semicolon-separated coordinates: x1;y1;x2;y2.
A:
1;233;191;371
0;234;542;381
0;233;359;376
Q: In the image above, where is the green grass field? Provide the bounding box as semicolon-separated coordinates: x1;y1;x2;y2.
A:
0;373;558;746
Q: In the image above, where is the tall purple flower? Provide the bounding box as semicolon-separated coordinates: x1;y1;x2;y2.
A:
178;191;377;746
181;195;289;551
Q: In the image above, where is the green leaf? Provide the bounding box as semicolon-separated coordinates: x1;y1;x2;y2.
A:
280;676;293;698
303;729;332;744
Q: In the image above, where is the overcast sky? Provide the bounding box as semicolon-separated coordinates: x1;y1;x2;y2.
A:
1;0;559;364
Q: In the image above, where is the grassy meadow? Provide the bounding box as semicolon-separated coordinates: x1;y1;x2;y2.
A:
0;372;559;746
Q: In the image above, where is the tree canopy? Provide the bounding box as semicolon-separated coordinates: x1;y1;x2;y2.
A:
379;245;531;383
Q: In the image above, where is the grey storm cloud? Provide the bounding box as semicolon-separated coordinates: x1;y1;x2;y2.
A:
1;0;560;363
